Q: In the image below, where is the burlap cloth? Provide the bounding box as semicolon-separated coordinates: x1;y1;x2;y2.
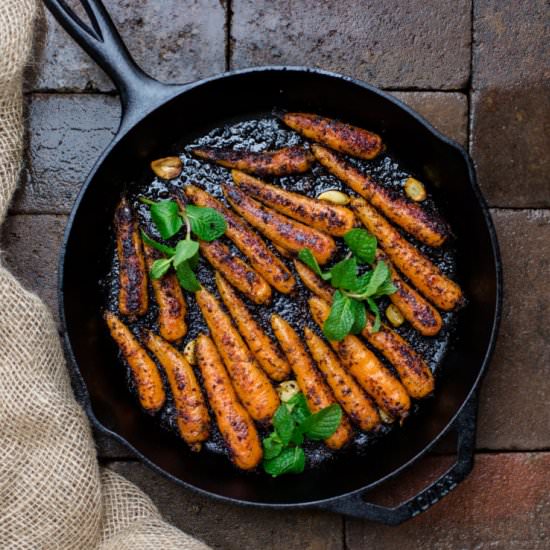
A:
0;2;211;548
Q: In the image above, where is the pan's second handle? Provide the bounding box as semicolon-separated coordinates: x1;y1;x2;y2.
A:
316;394;478;525
44;0;181;133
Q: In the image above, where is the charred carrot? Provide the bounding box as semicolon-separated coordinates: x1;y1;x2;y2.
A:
224;184;336;265
195;288;279;423
196;334;263;470
191;145;314;176
304;328;381;431
105;312;165;412
216;272;291;382
143;242;187;342
144;331;209;450
232;169;355;237
352;199;463;310
271;314;353;449
312;144;449;247
185;185;295;294
114;196;148;317
281;112;383;160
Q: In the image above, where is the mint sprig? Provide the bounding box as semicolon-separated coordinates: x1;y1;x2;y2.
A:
299;229;396;341
139;196;226;292
262;392;342;477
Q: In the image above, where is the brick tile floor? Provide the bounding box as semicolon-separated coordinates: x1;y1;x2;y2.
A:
3;1;548;547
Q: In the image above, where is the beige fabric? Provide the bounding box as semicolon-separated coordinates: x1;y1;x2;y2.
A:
0;2;209;548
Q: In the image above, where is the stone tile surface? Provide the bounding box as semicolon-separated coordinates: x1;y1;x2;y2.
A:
392;92;468;146
0;214;67;325
32;0;226;92
346;452;550;549
231;0;471;89
471;0;550;207
11;94;119;215
109;461;343;550
477;209;550;450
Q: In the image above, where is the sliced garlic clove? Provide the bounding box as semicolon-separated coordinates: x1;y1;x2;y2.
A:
404;177;427;202
151;156;183;179
317;189;350;205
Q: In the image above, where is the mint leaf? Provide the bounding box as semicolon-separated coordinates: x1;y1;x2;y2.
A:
330;258;358;290
347;270;372;294
365;261;390;296
286;393;311;425
150;199;183;239
141;230;176;256
272;404;296;445
150;258;172;279
367;297;382;332
263;433;283;460
173;239;199;268
323;290;356;341
175;261;201;292
343;228;377;264
372;278;397;298
263;446;305;477
349;299;367;334
297;249;331;280
301;404;342;440
186;205;226;241
188;251;200;270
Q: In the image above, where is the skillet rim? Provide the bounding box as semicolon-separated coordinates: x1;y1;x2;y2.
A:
58;65;503;508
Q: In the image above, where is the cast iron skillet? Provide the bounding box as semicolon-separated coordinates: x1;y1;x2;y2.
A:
45;0;502;524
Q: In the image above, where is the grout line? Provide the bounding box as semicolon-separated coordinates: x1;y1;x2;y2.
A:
467;0;475;153
224;0;233;71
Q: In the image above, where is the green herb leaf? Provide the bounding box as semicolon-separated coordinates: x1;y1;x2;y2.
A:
188;251;200;270
343;228;377;264
262;433;284;460
301;404;343;440
297;249;331;280
349;299;367;334
372;279;397;298
365;261;391;296
367;297;382;332
323;290;356;341
173;239;200;268
149;199;183;239
263;446;306;477
286;393;311;425
272;404;296;445
140;230;176;256
330;258;358;290
150;258;172;279
186;205;227;241
175;261;201;292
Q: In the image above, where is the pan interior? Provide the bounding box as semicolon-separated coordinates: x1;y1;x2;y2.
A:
61;69;499;505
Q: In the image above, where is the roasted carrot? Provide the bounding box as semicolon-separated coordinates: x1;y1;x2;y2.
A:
296;259;433;398
376;249;443;336
185;185;295;294
200;240;272;305
114;196;148;317
312;144;449;247
224;184;336;265
104;312;165;412
308;297;411;420
191;145;314;176
216;272;291;382
196;334;263;470
281;112;383;160
143;242;187;342
293;260;334;303
271;314;353;450
232;169;355;237
304;328;381;431
195;288;279;423
352;199;463;311
144;331;209;450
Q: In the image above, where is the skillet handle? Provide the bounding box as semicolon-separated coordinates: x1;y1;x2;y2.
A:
43;0;181;134
316;394;478;525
